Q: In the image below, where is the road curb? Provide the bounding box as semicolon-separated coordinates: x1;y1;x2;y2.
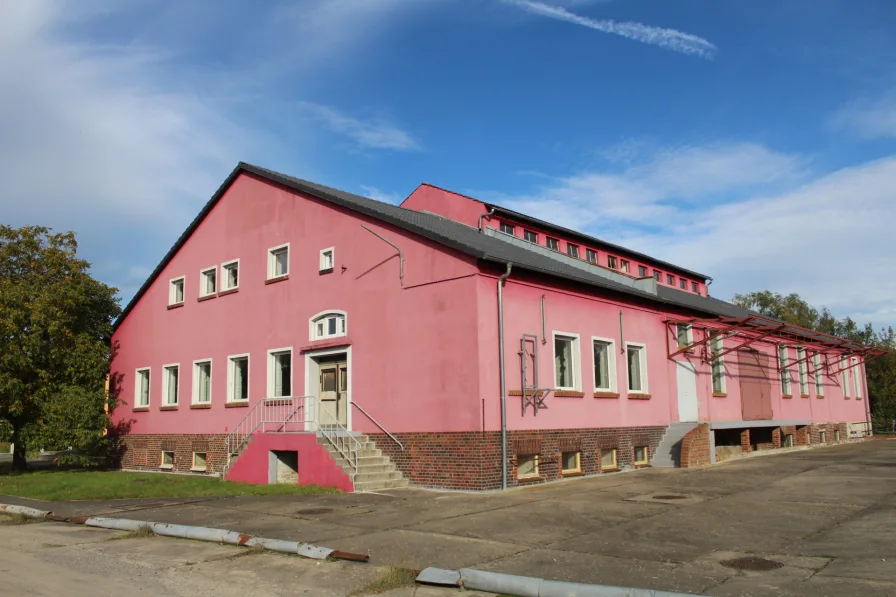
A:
0;503;368;563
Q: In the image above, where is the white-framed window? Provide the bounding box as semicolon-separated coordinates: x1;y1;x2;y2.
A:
561;451;580;473
500;222;514;235
192;359;212;404
620;259;630;273
592;337;616;393
797;347;808;395
625;343;648;393
310;310;347;341
552;332;581;391
222;259;239;291
319;247;335;272
546;237;559;251
169;276;185;305
814;353;823;396
162;364;180;405
267;348;292;398
676;324;692;349
524;230;537;243
841;357;850;398
601;448;618;470
160;451;174;469
517;454;538;478
227;354;250;402
779;346;792;395
268;243;290;279
710;335;726;394
192;452;208;472
608;255;618;269
852;357;862;398
567;243;579;258
134;368;150;407
199;266;217;297
586;249;597;264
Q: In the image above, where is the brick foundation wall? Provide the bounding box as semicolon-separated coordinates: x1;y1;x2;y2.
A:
113;434;227;475
370;426;666;491
680;424;711;468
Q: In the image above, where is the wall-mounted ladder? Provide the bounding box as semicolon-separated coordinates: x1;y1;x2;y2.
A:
520;334;550;416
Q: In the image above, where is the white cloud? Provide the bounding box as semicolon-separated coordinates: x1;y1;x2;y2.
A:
501;0;717;59
359;185;403;204
830;93;896;139
298;102;420;152
492;145;896;328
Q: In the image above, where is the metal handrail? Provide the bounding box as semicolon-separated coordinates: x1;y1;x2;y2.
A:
222;396;312;477
316;403;362;482
352;402;403;450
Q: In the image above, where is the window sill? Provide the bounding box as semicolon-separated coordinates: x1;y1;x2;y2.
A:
160;405;179;411
634;462;650;467
517;475;543;483
508;389;523;396
782;394;793;399
554;390;584;398
816;395;825;399
190;403;212;409
133;407;150;412
800;394;810;399
197;294;216;302
167;302;184;310
712;392;728;398
265;275;289;285
627;393;652;400
299;337;352;353
264;397;293;406
319;267;334;275
218;287;239;297
561;470;583;477
844;396;851;400
593;391;620;399
225;401;249;408
159;465;174;470
601;467;621;473
190;467;208;473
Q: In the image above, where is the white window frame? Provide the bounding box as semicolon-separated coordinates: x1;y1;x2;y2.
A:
797;347;808;395
841;357;850;398
546;237;559;251
309;310;348;341
567;243;579;258
591;336;617;393
852;357;862;398
499;222;515;235
625;342;648;394
169;276;185;305
199;266;217;297
221;259;240;291
779;346;792;395
192;359;213;404
267;347;293;398
134;367;151;408
608;255;618;269
813;353;823;396
710;335;726;394
319;247;335;272
162;363;180;405
620;259;630;273
267;243;290;279
227;353;250;403
552;331;581;391
524;229;538;243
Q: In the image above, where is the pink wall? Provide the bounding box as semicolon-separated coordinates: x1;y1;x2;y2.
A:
400;183;488;229
224;433;353;491
111;173;484;437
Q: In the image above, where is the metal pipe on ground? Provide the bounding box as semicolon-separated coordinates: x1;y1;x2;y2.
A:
0;504;50;519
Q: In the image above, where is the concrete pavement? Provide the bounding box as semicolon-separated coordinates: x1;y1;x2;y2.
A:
3;440;895;596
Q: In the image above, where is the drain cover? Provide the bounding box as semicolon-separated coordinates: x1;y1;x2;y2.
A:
297;508;333;515
720;557;784;571
652;494;687;500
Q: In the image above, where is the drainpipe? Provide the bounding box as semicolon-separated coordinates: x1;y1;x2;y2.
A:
497;262;513;490
478;208;496;232
705;276;714;297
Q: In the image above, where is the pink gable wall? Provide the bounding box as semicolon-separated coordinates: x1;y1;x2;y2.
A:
111;173;484;437
400;183;488;228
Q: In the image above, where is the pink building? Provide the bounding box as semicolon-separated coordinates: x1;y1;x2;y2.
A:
110;163;876;491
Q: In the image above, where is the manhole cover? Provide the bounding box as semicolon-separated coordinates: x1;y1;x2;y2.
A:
720;557;784;571
652;494;687;500
297;508;333;515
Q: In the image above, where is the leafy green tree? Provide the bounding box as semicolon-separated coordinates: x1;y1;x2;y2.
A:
0;225;120;470
733;290;896;425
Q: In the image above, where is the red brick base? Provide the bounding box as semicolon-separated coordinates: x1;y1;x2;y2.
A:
113;434;227;475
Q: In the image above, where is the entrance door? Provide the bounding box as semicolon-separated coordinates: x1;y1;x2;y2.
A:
319;358;348;427
676;361;699;422
738;350;773;420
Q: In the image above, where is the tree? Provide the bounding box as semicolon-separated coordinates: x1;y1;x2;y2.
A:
733;290;896;425
0;225;120;470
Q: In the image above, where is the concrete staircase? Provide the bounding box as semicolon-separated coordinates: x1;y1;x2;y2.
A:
316;434;408;492
651;422;700;468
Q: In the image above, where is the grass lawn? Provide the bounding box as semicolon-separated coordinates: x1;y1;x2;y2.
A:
0;465;339;501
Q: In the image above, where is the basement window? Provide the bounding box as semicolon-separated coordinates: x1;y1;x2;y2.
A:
524;229;537;243
586;249;597;264
634;446;648;465
546;237;559;251
638;265;648;277
200;266;217;297
784;434;794;447
192;452;208;472
500;222;514;235
517;454;539;479
567;243;579;258
319;248;335;272
561;451;581;473
169;277;185;305
221;259;239;291
600;448;618;470
667;274;674;285
819;430;827;444
835;429;840;442
160;451;174;469
607;255;617;269
268;244;289;279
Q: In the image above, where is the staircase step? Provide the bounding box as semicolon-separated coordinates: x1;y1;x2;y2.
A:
323;445;383;459
353;470;403;483
354;478;409;492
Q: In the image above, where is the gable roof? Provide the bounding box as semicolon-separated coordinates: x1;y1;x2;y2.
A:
112;163;763;332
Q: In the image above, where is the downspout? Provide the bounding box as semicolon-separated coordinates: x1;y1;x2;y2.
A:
478;208;496;232
705;276;714;297
497;262;513;490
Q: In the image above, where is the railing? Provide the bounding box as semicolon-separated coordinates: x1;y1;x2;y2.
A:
317;402;362;481
352;402;403;450
223;396;312;476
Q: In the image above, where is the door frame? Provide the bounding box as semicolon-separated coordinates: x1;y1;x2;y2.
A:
304;345;352;432
675;359;699;422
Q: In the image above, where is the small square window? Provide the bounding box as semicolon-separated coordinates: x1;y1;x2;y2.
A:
523;230;537;243
169;277;185;305
517;454;539;478
320;248;334;272
634;446;648;464
620;260;630;273
222;260;239;291
561;451;580;473
638;265;647;277
161;451;174;469
600;449;617;470
192;452;208;471
200;267;216;297
691;281;699;293
653;270;661;281
546;237;559;251
268;244;289;279
567;243;579;258
500;222;515;235
666;274;675;285
586;249;597;264
607;255;617;269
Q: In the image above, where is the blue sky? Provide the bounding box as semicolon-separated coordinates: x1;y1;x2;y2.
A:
2;0;896;328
